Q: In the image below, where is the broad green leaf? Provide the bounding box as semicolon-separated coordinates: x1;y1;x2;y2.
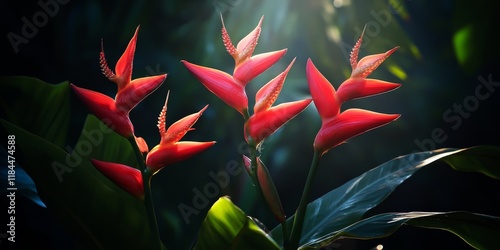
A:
0;119;159;249
271;146;500;248
441;145;500;179
300;211;500;249
77;115;138;168
0;76;70;148
194;196;280;250
406;211;500;250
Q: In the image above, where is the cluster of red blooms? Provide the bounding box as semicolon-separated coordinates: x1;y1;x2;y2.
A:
70;16;400;201
183;17;400;155
71;26;215;199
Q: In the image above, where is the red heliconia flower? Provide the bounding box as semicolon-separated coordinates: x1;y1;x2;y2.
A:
244;58;312;145
307;29;401;155
182;15;286;116
90;159;144;200
71;26;166;138
145;92;216;173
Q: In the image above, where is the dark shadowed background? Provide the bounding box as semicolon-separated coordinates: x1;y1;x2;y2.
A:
1;0;499;249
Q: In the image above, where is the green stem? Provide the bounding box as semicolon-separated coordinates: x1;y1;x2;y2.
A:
243;108;250;121
244;108;289;246
128;137;164;250
143;170;163;250
248;143;258;180
281;220;289;248
244;108;258;183
287;150;321;250
128;137;146;172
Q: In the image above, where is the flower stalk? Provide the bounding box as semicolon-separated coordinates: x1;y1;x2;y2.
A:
287;150;321;250
128;136;163;250
142;169;163;250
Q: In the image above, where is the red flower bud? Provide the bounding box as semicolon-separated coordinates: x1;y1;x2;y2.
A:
255;157;286;223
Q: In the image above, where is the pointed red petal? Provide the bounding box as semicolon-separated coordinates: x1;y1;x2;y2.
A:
114;26;140;89
233;49;287;85
162;105;209;144
254;58;295;113
351;46;399;78
90;159;144;200
182;60;248;115
70;84;134;137
245;99;312;145
115;74;166;113
220;14;238;60
146;141;216;173
235;16;264;63
314;108;400;155
337;78;401;103
350;25;366;70
306;59;340;120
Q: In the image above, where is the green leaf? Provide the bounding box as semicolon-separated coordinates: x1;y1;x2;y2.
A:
301;211;500;249
194;196;280;250
0;119;158;249
406;211;500;250
271;146;500;249
0;76;70;148
441;145;500;179
77;114;138;168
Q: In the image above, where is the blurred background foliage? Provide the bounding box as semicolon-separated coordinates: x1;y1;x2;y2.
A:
1;0;499;249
